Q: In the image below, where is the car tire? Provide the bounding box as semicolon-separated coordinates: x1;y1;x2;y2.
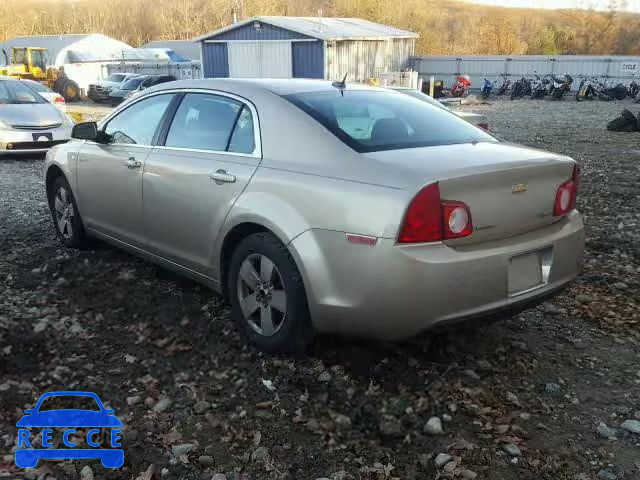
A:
228;232;314;353
48;175;88;249
61;79;80;102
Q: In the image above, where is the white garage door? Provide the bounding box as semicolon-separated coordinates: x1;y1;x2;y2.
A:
228;42;292;78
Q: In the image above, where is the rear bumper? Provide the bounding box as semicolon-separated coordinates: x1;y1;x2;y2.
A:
289;211;584;340
0;126;71;153
87;87;111;101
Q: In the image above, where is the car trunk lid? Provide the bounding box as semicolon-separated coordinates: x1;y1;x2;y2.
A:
363;141;576;244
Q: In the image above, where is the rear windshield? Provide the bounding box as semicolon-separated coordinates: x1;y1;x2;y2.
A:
39;395;100;411
107;74;126;83
284;90;495;153
0;80;46;104
395;89;449;111
121;77;146;89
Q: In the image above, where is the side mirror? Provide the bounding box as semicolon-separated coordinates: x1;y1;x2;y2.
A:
23;409;34;414
105;408;115;415
71;122;98;141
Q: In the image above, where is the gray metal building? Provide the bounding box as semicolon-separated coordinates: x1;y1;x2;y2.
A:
411;55;640;90
194;16;417;82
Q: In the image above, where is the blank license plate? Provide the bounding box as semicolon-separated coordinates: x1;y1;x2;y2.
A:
509;251;543;294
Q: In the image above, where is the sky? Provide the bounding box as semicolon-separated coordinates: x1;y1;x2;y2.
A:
465;0;640;12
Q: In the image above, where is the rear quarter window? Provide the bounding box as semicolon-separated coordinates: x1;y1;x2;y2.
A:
283;90;496;153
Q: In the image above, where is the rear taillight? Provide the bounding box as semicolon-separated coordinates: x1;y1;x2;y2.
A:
553;164;580;216
54;96;65;104
477;122;490;131
398;183;472;243
442;202;473;238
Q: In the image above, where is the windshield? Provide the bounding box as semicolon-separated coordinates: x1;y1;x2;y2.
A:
0;80;46;104
284;90;495;153
121;77;146;90
21;80;50;93
107;73;126;83
38;395;101;412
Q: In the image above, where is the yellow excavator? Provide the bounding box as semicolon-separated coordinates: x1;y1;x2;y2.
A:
0;47;81;101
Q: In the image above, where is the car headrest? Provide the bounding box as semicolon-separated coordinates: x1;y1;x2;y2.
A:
370;118;408;144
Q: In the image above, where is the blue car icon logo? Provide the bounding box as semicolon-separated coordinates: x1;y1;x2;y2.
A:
15;391;123;468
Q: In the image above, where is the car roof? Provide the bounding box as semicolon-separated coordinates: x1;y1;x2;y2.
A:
151;78;387;96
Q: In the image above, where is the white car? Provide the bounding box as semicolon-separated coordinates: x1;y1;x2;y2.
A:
389;86;489;131
19;79;66;112
0;78;72;154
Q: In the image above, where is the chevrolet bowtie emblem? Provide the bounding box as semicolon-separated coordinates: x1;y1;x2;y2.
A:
512;183;528;193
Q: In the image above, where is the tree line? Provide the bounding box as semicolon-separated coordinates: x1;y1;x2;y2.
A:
1;0;639;56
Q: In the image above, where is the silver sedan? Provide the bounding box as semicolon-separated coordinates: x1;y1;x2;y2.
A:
0;78;72;154
44;79;584;352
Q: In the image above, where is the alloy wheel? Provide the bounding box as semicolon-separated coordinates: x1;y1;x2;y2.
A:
53;186;74;240
236;253;287;337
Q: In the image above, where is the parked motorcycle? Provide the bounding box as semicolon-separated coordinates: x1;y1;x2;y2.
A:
548;74;573;99
603;82;629;101
496;75;511;96
510;77;532;99
576;78;611;101
530;75;549;99
480;77;494;99
633;81;640;103
450;74;471;97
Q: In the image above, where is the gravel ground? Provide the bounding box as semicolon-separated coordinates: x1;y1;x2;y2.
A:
1;97;639;480
66;100;113;122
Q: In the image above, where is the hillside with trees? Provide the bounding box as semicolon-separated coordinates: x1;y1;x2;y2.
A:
2;0;639;55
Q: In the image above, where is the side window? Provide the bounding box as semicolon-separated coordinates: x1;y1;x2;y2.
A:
165;93;251;153
228;106;255;154
0;82;10;103
104;94;173;145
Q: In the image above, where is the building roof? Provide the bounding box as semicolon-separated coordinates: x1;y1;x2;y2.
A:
194;16;418;42
122;48;191;62
143;40;201;61
0;33;132;65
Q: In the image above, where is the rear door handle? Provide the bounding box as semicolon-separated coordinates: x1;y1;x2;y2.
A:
209;170;236;184
125;158;141;169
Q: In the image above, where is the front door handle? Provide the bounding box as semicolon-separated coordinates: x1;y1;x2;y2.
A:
125;158;141;169
209;169;236;184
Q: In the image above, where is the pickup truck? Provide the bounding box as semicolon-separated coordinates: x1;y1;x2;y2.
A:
87;73;140;103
